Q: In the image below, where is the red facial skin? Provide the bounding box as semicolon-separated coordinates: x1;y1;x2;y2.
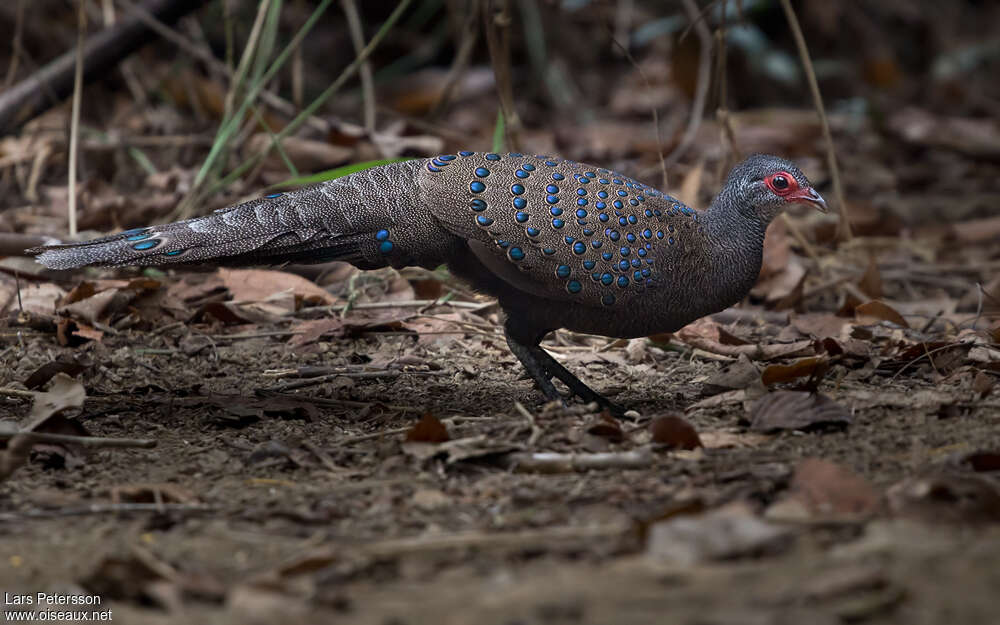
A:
765;171;827;212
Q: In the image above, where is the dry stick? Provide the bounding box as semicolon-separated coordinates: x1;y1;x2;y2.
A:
664;0;712;169
3;0;25;88
608;33;668;190
118;0;326;133
483;0;521;150
341;0;376;135
514;401;542;447
429;1;480;119
714;2;741;183
779;0;852;243
0;430;156;449
66;0;86;238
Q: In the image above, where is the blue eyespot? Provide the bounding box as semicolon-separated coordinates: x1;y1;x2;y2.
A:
546;184;559;193
486;153;500;161
556;265;571;278
552;219;565;229
602;294;616;306
617;276;629;287
552;173;565;181
583;260;596;270
573;242;586;255
470;181;486;193
379;240;394;254
475;167;490;177
516;211;529;223
470;198;487;211
513;197;527;209
132;239;159;251
376;229;390;240
439;154;456;161
511;184;525;195
566;280;582;294
509;247;525;261
476;215;494;226
546;195;559;204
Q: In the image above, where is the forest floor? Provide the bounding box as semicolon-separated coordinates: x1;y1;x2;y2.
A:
1;220;998;624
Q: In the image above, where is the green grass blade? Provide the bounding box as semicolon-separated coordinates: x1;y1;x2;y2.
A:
492;109;505;153
269;158;412;189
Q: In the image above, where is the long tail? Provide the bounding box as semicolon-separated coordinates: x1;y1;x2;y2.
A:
30;160;426;271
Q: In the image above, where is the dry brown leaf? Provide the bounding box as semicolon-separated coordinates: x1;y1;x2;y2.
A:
405;413;450;443
857;255;883;299
855;300;909;328
787;458;881;519
887;473;1000;524
750;391;851;432
219;268;337;307
761;357;829;386
287;317;345;347
972;371;994;398
649;415;702;450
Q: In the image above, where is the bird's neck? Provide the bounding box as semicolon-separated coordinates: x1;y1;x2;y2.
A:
699;191;771;300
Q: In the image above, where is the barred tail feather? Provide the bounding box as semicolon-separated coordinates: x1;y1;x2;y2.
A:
30;190;365;271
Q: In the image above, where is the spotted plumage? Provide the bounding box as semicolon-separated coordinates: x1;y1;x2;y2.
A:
29;152;826;412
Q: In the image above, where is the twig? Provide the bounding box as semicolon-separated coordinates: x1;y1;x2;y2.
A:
263;369;448;392
429;0;480;119
664;0;712;169
3;0;25;89
504;448;656;473
0;503;213;520
0;0;206;135
67;0;87;238
483;0;521;151
514;401;542;447
778;0;852;243
0;430;156;449
341;0;376;136
608;29;668;190
361;521;634;557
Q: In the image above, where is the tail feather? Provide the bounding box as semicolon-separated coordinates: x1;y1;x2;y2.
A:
29;159;438;271
30;190;363;270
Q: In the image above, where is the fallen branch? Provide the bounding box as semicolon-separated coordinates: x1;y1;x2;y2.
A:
0;0;208;134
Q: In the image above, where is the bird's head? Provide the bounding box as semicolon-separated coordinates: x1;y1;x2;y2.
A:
719;153;827;223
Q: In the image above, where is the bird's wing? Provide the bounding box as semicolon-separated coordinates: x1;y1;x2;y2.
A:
418;152;686;308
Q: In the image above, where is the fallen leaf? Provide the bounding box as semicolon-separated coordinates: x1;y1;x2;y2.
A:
971;371;994;398
646;502;793;565
649;415;702;450
785;458;881;518
761;357;829;386
857;255;883;299
855;301;909;328
749;391;851;432
886;472;1000;524
219;268;337;307
405;413;450;443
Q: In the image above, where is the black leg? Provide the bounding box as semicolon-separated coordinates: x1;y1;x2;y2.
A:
503;321;622;413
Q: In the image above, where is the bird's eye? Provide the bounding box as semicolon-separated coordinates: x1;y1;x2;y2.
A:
772;175;789;190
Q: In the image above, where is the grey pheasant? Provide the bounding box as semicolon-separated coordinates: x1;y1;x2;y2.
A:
31;152;826;410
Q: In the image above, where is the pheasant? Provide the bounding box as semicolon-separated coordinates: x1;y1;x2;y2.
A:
30;152;826;410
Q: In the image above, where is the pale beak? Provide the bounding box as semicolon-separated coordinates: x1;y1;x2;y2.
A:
791;187;828;212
